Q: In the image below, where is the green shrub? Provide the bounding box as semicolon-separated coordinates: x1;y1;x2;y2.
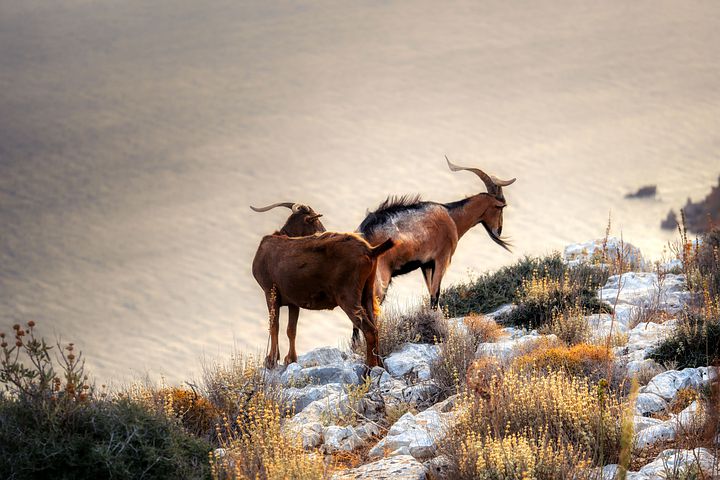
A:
649;311;720;369
440;253;610;325
0;321;211;480
0;397;211;480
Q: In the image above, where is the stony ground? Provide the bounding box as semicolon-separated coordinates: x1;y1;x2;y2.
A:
234;240;720;479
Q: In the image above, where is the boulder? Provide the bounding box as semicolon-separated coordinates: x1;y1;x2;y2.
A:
423;455;452;480
634;422;676;449
587;313;630;341
297;347;347;367
368;408;450;460
637;448;719;478
599;272;690;313
355;422;381;442
642;368;709;401
384;343;440;380
564;238;644;268
625;320;677;355
322;425;363;453
633;415;664;433
283;362;361;386
635;392;669;416
287;391;349;427
284;383;343;413
634;401;707;449
284;420;323;449
331;454;427;480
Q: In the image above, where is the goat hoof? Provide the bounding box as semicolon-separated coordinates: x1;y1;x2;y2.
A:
283;355;297;365
264;355;277;369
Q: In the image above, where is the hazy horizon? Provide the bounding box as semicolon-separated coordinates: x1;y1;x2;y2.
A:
1;0;718;384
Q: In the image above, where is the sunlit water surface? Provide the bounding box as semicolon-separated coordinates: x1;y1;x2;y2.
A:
1;0;718;383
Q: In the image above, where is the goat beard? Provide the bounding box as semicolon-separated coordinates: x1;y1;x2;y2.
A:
480;222;512;252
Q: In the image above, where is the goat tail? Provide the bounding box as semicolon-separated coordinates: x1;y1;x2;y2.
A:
368;238;395;258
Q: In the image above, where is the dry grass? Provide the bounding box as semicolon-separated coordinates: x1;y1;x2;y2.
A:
202;351;284;440
463;313;505;343
124;384;220;439
457;429;592;480
430;322;482;396
210;390;330;480
444;368;623;479
352;303;447;357
512;343;615;382
542;305;590;345
465;357;503;398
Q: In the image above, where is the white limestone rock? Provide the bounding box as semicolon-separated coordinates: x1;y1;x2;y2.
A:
599;272;690;313
282;362;361;386
634;422;677;449
633;415;665;433
368;408;450;460
476;331;557;361
635;392;669;416
642;368;710;401
637;448;719;478
287;391;349;427
626;358;662;378
384;343;440;381
297;346;347;367
322;425;363;453
625;320;677;355
587;313;630;342
355;422;381;442
284;383;344;413
284;420;324;449
331;454;427;480
564;238;644;268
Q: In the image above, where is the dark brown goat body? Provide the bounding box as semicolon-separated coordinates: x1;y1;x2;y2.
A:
356;157;515;331
252;230;393;368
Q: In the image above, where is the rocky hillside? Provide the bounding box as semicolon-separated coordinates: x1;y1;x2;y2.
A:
212;238;719;479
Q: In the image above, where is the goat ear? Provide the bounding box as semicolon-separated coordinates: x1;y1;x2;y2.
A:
305;214;322;223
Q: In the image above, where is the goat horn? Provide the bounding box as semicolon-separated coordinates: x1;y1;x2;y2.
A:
250;202;300;212
445;155;498;195
491;175;516;187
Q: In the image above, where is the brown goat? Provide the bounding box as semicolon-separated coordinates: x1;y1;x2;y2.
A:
251;205;394;368
250;202;326;368
356;157;515;333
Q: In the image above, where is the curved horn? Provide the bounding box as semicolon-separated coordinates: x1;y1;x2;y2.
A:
490;176;516;187
250;202;300;213
445;155;498;195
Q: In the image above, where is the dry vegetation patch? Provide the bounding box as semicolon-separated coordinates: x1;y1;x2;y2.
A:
512;343;615;382
445;368;623;479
